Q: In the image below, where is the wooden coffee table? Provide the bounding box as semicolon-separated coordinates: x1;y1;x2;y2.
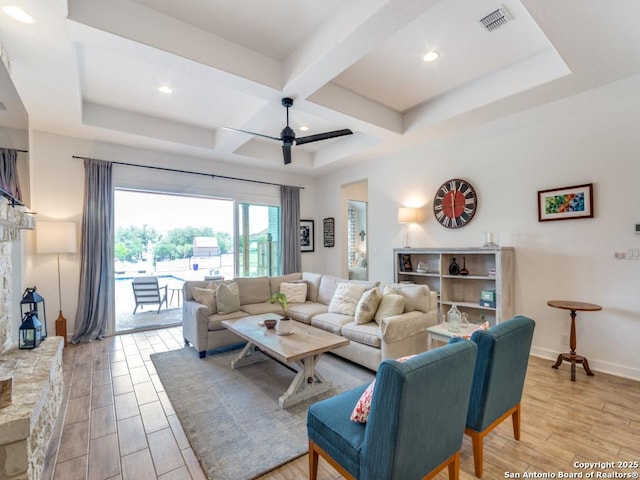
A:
221;314;349;408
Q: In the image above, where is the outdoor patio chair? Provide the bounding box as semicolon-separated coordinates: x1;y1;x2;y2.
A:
132;276;168;314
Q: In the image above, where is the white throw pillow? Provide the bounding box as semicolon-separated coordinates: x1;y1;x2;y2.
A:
217;282;240;314
279;282;307;304
374;294;404;323
354;287;382;325
328;282;366;316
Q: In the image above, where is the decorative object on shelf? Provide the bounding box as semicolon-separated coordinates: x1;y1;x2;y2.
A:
323;217;335;247
397;207;425;248
537;183;593;222
447;304;462;332
20;287;47;340
36;221;77;347
300;219;314;252
19;311;43;349
448;257;460;275
459;257;469;276
461;312;469;328
433;178;477;229
399;254;413;272
483;231;499;247
416;261;427;273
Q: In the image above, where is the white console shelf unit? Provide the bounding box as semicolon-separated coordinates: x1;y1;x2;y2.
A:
393;247;514;326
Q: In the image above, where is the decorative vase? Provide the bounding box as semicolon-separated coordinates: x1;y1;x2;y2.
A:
448;258;460;275
459;257;469;276
276;316;294;335
447;304;462;332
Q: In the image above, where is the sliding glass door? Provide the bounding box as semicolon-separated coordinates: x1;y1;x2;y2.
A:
237;203;280;277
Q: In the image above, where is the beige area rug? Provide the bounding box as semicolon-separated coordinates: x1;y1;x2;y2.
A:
150;347;374;480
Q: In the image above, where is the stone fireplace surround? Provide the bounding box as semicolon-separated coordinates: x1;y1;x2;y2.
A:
0;196;64;480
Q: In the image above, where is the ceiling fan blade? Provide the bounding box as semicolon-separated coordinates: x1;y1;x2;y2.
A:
282;145;292;165
221;126;281;142
295;129;353;146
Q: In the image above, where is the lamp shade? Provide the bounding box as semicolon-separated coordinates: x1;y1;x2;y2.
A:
36;222;77;254
397;207;424;224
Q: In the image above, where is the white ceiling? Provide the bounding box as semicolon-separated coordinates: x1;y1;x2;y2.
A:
0;0;639;175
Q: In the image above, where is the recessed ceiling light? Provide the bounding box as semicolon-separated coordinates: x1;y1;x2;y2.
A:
3;6;34;24
158;86;173;94
299;126;309;132
423;50;440;62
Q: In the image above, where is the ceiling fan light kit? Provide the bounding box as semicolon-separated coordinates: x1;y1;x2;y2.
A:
224;97;353;165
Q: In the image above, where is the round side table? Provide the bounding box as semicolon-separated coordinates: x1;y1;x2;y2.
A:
547;300;602;381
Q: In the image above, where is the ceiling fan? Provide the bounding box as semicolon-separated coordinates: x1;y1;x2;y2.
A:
223;97;353;165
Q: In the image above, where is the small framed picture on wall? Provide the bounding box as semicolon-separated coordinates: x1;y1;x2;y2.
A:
300;219;315;252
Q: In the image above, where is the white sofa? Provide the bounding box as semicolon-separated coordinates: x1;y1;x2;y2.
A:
182;272;438;371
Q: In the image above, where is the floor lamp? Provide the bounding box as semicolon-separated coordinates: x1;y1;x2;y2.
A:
36;221;77;347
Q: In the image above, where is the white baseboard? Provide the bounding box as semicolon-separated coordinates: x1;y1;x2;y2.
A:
531;347;640;382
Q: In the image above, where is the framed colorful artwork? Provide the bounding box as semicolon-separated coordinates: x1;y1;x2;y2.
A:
537;183;593;222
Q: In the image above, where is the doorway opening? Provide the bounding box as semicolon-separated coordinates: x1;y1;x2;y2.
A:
113;190;234;333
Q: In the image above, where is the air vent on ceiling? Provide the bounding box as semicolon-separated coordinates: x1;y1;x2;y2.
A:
479;7;511;32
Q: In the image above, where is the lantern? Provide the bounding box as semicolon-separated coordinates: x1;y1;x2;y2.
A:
19;311;42;349
20;287;47;340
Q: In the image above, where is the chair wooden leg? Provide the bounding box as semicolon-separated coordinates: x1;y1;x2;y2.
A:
512;403;521;440
448;451;460;480
469;430;484;478
308;440;319;480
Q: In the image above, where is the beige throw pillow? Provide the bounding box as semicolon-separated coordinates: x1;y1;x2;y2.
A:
217;282;241;314
191;287;217;315
374;293;404;323
280;282;307;304
328;282;366;316
354;287;382;325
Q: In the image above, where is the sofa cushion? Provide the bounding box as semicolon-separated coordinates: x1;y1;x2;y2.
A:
311;312;354;335
191;286;217;315
240;302;283;316
381;283;430;313
207;310;248;331
341;322;381;348
329;282;366;316
217;282;241;314
317;275;344;305
269;273;302;296
374;293;404;323
286;302;328;324
234;276;271;305
302;272;322;302
354;287;382;325
280;282;307;303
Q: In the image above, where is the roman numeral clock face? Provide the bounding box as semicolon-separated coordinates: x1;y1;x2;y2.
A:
433;178;478;229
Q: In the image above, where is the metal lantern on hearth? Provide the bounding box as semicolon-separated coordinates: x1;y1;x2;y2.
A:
19;311;43;349
20;287;47;340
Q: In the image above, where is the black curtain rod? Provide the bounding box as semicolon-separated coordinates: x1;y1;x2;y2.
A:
0;148;28;153
71;155;303;189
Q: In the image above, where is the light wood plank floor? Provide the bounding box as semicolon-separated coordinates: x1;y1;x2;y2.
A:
44;326;640;480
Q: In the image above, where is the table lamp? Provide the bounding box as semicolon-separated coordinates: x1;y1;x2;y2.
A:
397;207;424;248
36;221;77;346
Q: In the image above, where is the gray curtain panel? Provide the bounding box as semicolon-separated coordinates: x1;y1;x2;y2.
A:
72;159;114;343
0;148;22;202
280;186;301;274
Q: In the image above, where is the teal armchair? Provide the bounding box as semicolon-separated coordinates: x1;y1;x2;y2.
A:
451;315;535;477
307;340;477;480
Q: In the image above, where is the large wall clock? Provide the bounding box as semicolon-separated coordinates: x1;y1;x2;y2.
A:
433;178;478;229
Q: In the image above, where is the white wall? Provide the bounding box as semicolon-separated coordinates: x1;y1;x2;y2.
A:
309;74;640;380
